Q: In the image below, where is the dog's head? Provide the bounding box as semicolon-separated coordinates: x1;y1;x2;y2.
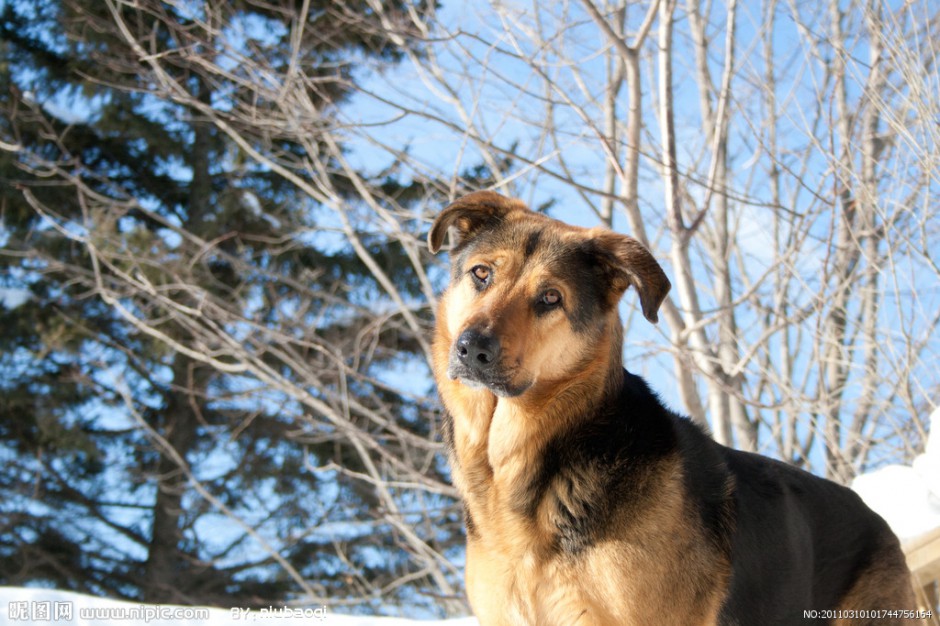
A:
428;191;670;399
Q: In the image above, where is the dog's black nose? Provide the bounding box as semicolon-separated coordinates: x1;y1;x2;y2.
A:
455;329;500;371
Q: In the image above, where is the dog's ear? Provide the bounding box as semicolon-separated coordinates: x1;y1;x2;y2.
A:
590;231;671;324
428;191;527;254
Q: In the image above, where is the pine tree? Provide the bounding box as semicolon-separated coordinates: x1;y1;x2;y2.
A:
1;0;464;614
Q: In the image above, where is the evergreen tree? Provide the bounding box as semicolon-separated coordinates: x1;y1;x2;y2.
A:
0;0;465;614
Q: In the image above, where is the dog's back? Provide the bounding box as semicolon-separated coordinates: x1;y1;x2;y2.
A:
718;445;915;624
613;373;916;625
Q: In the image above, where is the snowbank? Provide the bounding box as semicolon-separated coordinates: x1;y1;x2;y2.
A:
852;406;940;541
0;587;478;626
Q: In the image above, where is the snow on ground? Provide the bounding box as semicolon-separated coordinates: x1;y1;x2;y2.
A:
0;587;478;625
852;406;940;541
3;407;935;625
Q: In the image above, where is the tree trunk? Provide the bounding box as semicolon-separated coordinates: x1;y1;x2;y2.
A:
143;78;213;601
143;356;202;603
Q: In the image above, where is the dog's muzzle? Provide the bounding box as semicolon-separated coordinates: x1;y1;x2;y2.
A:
447;329;527;397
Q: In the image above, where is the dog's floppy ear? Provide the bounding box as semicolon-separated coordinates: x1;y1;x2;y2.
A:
428;191;526;254
590;231;671;324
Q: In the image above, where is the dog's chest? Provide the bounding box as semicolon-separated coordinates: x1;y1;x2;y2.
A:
468;534;723;626
467;537;610;625
465;457;728;626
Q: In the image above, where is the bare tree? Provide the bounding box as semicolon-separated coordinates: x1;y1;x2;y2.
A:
354;0;939;479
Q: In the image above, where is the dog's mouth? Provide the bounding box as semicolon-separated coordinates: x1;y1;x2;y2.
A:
446;356;531;398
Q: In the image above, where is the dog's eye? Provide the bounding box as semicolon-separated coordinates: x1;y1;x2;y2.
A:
540;289;562;307
470;265;491;285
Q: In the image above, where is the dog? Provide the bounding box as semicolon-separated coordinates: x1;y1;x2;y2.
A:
427;191;916;625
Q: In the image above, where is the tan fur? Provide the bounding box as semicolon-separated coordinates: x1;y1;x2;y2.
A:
833;538;918;626
459;445;729;626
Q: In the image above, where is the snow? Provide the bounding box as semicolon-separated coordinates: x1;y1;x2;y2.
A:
852;406;940;541
240;190;282;229
3;407;935;625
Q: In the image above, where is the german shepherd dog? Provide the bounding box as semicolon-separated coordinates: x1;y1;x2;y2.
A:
428;191;916;625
